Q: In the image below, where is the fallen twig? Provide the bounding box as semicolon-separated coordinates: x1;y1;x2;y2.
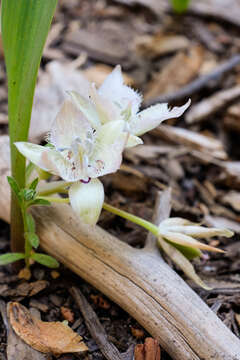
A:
70;287;134;360
144;55;240;106
186;86;240;124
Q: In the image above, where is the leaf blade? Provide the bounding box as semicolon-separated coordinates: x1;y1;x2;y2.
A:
32;253;59;268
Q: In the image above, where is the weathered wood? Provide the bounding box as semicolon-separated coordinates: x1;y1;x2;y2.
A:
0;136;240;360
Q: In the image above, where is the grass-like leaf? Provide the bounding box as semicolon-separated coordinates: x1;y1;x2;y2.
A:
1;0;58;251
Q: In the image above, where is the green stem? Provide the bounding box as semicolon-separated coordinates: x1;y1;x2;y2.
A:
103;203;159;236
37;196;70;204
38;194;160;238
37;181;72;197
20;205;31;268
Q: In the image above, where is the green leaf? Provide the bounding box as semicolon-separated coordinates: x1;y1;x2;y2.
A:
25;232;39;249
0;253;25;265
31;253;59;268
31;198;51;206
29;177;39;191
1;0;58;251
7;176;21;202
171;0;190;13
26;213;35;233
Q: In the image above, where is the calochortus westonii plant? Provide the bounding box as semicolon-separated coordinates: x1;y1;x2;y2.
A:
10;65;233;287
15;66;190;225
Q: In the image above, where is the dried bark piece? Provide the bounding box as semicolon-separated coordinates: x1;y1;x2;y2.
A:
135;33;190;58
60;306;74;323
144;46;204;100
186;86;240;124
8;302;88;355
134;338;161;360
0;280;48;299
152;125;227;160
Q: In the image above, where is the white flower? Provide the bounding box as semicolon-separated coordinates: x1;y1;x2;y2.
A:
15;66;191;226
69;65;191;148
158;217;233;253
15;100;127;224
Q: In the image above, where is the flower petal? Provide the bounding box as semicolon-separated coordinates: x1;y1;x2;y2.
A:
69;179;104;225
41;150;86;182
125;135;143;148
131;99;191;136
160;217;197;227
88;134;127;178
15;142;87;182
98;65;142;116
158;237;211;290
49;100;91;149
164;225;233;239
68;91;101;129
15;142;54;173
90;84;119;124
95;120;125;145
159;230;224;253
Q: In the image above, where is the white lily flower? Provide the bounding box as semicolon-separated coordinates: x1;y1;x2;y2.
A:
15;100;127;225
69;65;191;147
158;217;233;253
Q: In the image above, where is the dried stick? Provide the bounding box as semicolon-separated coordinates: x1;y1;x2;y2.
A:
144;55;240;106
0;136;240;360
70;287;133;360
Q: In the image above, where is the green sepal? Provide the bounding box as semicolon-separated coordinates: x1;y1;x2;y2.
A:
29;177;39;191
31;253;59;268
25;232;39;249
0;252;25;265
166;240;202;260
30;198;51;206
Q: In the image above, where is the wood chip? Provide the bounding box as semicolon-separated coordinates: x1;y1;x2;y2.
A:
60;306;74;323
186;86;240;124
135;33;190;58
63;21;135;67
134;338;161;360
8;302;88;355
205;215;240;234
0;281;48;299
221;191;240;212
144;46;204;100
152;125;227;160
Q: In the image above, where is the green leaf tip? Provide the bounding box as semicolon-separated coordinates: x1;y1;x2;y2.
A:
31;253;59;268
